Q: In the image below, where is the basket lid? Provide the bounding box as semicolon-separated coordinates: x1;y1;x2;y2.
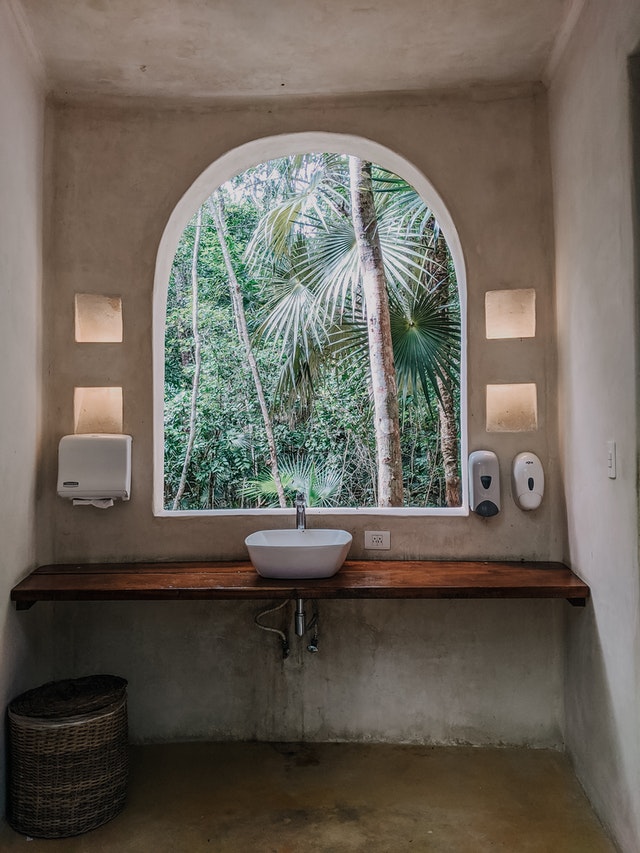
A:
9;675;127;720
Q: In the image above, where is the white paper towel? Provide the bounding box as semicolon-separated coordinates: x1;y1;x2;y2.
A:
72;498;114;508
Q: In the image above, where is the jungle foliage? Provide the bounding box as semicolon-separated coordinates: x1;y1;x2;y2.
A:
164;155;461;510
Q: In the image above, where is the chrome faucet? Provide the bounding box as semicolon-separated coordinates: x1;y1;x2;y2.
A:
295;492;306;531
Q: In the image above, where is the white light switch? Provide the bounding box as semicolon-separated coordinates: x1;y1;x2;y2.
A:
607;441;617;479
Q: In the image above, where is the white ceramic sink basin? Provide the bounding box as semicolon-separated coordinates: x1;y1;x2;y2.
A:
245;528;352;579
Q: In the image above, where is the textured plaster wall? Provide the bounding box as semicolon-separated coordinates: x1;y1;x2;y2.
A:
52;598;563;748
0;0;50;817
549;0;640;849
37;88;565;746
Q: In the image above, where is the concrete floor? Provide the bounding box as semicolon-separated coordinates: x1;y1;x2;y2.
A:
0;743;615;852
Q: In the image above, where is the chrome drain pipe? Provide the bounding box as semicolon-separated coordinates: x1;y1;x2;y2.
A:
295;597;306;636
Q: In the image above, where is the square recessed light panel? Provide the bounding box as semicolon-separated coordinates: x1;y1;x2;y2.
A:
74;387;123;434
75;294;123;343
486;383;537;432
485;289;535;339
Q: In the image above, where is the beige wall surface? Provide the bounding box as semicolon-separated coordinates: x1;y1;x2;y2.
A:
42;88;561;562
52;597;564;748
37;88;566;747
549;0;640;849
0;0;50;816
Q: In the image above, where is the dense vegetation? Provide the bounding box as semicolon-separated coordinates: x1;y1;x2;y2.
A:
164;155;460;510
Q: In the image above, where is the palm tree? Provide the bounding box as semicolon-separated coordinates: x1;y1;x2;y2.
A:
381;181;462;506
430;229;461;506
349;156;402;506
245;154;460;507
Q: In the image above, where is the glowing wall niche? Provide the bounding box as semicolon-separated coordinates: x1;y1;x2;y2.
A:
486;383;537;432
74;387;123;434
75;294;123;343
485;289;535;339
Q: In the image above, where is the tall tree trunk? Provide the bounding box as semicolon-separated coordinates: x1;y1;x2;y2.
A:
432;231;461;507
173;267;191;367
436;375;460;506
208;194;287;508
172;208;203;510
349;157;403;507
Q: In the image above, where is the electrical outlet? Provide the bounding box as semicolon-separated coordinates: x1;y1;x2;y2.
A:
364;530;390;550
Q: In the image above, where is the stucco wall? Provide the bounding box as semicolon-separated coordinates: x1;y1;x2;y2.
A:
42;89;561;562
0;0;48;815
37;87;565;746
549;0;640;849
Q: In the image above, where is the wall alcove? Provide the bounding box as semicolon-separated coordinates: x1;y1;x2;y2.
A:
152;132;468;516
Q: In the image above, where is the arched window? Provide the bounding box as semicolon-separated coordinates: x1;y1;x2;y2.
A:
153;134;467;516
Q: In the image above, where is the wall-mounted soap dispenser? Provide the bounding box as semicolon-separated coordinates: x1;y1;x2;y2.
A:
512;452;544;510
469;450;500;517
57;434;132;505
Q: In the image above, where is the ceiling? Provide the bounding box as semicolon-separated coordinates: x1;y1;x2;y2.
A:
17;0;576;101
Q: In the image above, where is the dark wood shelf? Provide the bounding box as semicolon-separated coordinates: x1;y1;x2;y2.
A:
11;560;589;610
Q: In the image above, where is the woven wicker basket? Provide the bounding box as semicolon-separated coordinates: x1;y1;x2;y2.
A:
7;675;128;838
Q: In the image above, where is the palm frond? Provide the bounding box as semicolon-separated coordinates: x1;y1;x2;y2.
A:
390;286;460;409
243;456;343;507
244;152;461;420
244;176;324;267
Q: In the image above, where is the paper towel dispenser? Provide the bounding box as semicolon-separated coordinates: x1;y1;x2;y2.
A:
57;434;132;501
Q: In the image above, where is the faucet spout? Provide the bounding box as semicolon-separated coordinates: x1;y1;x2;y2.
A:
295;492;306;531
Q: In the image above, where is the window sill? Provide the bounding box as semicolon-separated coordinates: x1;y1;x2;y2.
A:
11;560;589;609
154;507;470;518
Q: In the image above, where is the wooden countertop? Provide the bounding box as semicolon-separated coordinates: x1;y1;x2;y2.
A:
11;560;589;609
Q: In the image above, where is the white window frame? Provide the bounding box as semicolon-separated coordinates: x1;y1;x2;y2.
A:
153;132;468;517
